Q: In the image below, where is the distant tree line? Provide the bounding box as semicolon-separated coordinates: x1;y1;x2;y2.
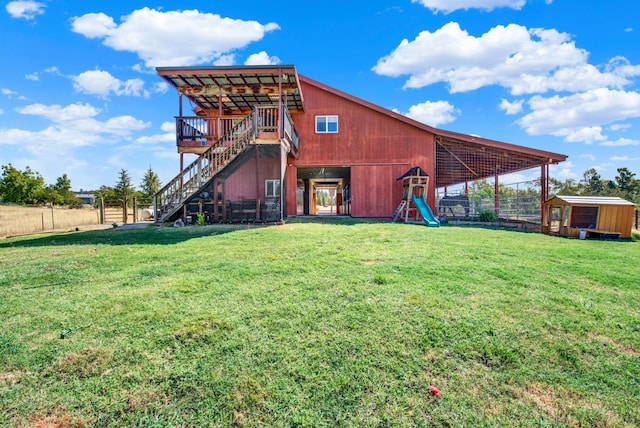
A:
549;167;639;205
0;164;162;206
465;167;639;206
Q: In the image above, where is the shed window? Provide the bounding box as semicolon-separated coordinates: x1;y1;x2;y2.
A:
265;179;280;197
315;115;338;133
571;206;598;229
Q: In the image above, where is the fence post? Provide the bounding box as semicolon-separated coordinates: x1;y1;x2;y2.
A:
122;198;128;223
133;197;138;223
99;198;105;224
50;205;55;230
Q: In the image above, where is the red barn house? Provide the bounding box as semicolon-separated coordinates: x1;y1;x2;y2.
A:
154;65;567;224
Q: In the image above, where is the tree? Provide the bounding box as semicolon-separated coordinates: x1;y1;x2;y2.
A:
140;166;161;198
614;168;636;192
114;169;135;200
580;168;603;195
549;177;579;196
0;164;46;204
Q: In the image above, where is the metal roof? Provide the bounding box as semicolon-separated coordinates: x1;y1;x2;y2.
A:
548;196;635;206
156;65;304;114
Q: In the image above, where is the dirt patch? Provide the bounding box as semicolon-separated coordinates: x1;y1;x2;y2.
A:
55;346;112;378
22;414;88;428
588;332;640;358
520;382;622;427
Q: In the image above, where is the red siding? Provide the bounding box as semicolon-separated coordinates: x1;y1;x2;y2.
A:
289;81;436;217
226;156;280;202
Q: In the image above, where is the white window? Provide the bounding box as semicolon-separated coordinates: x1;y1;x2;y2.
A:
265;179;281;197
315;115;338;133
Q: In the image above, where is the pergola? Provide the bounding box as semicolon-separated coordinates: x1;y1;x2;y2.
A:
157;65;304;115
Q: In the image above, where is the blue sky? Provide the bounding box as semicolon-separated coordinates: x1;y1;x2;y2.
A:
1;0;639;191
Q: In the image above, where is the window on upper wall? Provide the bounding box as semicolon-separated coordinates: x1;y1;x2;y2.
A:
265;179;281;197
315;115;338;133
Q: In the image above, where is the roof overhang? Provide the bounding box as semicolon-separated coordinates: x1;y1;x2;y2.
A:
157;65;304;114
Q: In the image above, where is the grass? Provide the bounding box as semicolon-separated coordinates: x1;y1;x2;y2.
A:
0;219;638;427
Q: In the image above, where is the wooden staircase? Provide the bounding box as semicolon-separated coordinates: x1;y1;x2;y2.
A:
153;111;257;223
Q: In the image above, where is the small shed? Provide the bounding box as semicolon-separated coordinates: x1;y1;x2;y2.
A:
543;196;636;239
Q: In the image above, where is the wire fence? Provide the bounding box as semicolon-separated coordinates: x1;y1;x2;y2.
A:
437;180;543;223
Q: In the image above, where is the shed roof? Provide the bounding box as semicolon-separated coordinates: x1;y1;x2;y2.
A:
547;196;636;206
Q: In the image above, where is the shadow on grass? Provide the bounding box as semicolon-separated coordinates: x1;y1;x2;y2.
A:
0;224;258;248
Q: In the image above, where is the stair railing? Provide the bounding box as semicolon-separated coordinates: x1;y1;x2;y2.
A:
154;111;257;222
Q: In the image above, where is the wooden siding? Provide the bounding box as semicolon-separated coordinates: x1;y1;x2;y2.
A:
290;80;436;218
351;164;409;218
597;204;635;238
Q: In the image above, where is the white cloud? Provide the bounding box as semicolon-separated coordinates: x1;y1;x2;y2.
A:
412;0;526;13
551;160;577;179
71;8;279;67
499;98;523;115
17;102;100;121
2;88;18;96
214;55;236;66
609;123;631;131
153;82;168;95
25;73;39;81
600;138;640;147
517;88;640;143
1;103;150;149
72;70;146;98
579;153;596;162
160;121;175;133
6;0;45;20
134;132;176;145
372;23;638;96
403;100;460;126
611;155;640;161
244;51;281;66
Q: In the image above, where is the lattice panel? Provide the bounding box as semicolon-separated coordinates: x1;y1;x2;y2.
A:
435;136;549;188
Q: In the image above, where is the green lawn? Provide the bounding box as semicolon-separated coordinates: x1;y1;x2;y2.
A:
1;220;638;427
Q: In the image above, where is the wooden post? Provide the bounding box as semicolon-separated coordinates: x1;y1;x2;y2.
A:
540;164;549;225
99;198;105;224
255;145;261;221
50;205;55;230
494;174;500;217
133;197;138;223
152;194;158;224
122;198;128;223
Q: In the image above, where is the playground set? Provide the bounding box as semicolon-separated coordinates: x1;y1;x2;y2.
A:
392;167;440;227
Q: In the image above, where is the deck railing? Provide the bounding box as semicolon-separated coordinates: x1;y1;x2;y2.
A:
282;106;299;152
176;105;298;151
176;116;237;146
155;112;257;222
